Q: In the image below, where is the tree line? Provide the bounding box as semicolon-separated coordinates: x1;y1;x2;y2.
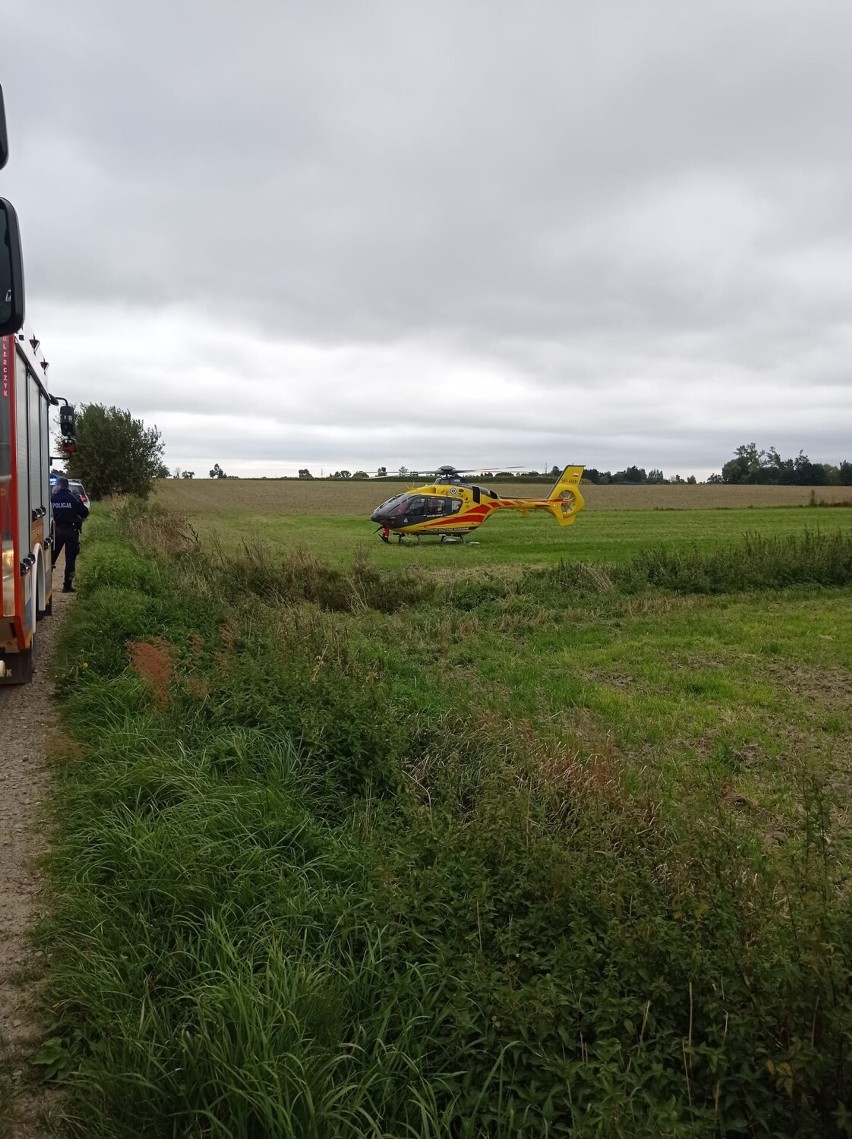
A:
294;466;695;483
707;443;852;486
58;407;852;498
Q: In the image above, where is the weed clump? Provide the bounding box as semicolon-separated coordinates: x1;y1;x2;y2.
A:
201;540;435;613
111;495;199;555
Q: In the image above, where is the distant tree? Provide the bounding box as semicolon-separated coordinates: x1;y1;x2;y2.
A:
298;468;314;479
707;472;723;484
763;447;794;484
583;468;611;485
686;475;697;485
209;463;227;479
61;403;165;500
332;470;352;480
398;466;409;478
721;443;763;484
717;444;833;486
822;464;840;486
647;469;667;484
173;466;183;479
376;466;388;478
793;452;826;485
352;471;369;479
181;471;195;479
719;442;795;484
612;466;647;484
839;460;852;486
548;465;560;478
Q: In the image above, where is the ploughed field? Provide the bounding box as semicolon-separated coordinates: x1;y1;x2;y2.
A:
157;476;852;516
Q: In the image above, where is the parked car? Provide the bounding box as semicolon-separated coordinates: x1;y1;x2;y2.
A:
68;479;90;508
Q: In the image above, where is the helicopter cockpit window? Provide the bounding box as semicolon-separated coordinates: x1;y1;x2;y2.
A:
374;492;457;525
376;493;404;511
406;495;452;520
404;496;426;518
377;493;409;518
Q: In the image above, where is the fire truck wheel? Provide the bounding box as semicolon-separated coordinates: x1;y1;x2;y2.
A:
5;644;34;684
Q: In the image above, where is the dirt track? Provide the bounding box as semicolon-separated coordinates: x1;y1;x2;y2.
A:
0;588;71;1138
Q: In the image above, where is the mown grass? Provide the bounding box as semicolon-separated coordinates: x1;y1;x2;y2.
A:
152;474;852;569
40;503;852;1137
172;504;852;572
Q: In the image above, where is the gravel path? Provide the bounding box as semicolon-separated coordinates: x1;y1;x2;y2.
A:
0;588;72;1138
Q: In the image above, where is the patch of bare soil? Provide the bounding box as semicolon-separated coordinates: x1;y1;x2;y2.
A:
0;589;72;1139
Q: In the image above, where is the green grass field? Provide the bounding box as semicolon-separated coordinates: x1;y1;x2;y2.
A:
38;495;852;1137
198;507;852;569
155;478;852;568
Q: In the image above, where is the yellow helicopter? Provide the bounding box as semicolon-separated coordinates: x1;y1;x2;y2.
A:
371;464;585;543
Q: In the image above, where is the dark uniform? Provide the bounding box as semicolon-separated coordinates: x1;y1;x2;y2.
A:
51;482;89;592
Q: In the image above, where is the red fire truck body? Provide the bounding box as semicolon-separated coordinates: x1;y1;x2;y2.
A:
0;329;54;682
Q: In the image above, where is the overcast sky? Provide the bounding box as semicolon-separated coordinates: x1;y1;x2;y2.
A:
3;0;851;478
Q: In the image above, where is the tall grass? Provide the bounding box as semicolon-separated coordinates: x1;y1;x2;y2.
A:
519;528;852;600
40;507;852;1137
620;530;852;593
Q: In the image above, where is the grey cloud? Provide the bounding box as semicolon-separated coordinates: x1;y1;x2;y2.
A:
3;0;852;475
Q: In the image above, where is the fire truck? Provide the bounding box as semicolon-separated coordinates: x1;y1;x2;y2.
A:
1;85;25;338
0;329;56;682
1;85;59;683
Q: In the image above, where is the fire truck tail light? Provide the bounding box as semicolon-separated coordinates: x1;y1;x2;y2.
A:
2;540;14;616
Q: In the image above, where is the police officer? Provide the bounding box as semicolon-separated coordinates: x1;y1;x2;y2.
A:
51;476;89;593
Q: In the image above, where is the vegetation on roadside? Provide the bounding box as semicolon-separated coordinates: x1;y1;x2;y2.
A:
63;404;167;499
40;503;852;1137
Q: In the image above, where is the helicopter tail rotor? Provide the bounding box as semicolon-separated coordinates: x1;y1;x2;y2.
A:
544;465;586;526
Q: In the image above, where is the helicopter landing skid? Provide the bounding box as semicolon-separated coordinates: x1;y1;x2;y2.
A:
376;528;469;546
401;532;468;545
